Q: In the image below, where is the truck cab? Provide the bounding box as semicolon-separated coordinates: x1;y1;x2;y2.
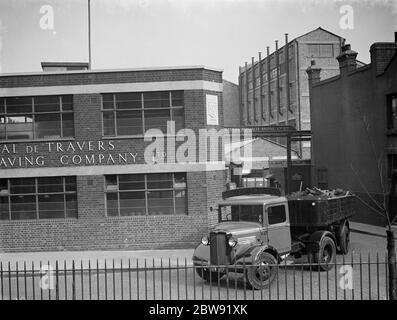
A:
218;194;292;254
193;187;354;289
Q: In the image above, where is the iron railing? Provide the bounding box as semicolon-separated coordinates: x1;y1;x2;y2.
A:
0;253;394;300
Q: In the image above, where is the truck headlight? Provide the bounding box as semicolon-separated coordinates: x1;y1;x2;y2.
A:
228;237;237;247
201;236;209;245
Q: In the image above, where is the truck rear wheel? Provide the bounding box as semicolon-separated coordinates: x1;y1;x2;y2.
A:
195;266;224;283
338;224;350;254
245;252;277;290
309;236;336;271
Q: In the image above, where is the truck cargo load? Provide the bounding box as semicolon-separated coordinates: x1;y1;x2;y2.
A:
287;195;355;227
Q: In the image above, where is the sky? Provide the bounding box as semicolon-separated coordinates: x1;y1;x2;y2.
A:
0;0;396;82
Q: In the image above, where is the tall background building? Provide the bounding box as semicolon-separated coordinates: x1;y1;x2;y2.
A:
239;27;346;159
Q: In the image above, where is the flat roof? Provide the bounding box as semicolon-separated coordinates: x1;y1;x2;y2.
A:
41;62;89;67
219;195;287;206
0;65;224;77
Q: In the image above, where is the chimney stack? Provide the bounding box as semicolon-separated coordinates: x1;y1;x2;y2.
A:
336;44;358;74
306;60;322;84
370;33;397;76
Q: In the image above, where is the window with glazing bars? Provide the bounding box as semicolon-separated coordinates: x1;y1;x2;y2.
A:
0;96;74;140
388;94;397;129
102;91;184;136
0;177;77;220
105;173;187;216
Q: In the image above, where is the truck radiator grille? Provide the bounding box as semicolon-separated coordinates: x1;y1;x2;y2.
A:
210;232;227;265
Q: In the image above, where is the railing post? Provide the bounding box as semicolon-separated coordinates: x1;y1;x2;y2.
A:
32;261;35;301
81;260;84;300
121;259;124;301
72;260;76;301
152;258;156;300
96;259;100;300
128;259;132;300
0;262;3;301
24;262;27;301
64;260;67;300
88;260;92;300
39;261;42;300
104;260;108;300
184;258;188;301
112;259;116;300
16;262;19;300
55;261;59;300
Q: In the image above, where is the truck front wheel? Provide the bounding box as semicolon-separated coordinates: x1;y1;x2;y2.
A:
245;252;278;290
309;236;336;271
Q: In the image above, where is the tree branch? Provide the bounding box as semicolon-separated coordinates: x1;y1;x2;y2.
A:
354;193;387;220
350;163;387;213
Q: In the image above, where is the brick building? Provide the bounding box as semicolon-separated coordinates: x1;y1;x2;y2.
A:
239;27;346;159
307;32;397;226
0;65;227;252
222;80;240;127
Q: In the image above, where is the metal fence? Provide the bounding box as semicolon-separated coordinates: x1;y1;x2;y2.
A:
0;254;394;300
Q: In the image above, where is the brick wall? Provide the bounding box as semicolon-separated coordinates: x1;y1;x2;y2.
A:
0;68;222;88
0;67;227;252
222;80;240;127
0;171;225;252
308;39;397;226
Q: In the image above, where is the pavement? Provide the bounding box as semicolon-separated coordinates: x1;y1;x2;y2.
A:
350;221;397;239
0;222;395;271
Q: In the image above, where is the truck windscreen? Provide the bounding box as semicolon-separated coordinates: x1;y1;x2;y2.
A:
219;205;263;223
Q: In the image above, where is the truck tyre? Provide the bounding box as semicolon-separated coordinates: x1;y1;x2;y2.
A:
338;224;350;255
195;266;224;283
309;236;336;271
245;252;277;290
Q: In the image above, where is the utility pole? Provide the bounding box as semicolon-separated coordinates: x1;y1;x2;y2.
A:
88;0;92;70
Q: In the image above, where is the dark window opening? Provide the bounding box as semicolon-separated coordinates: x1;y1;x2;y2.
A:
0;177;77;220
105;173;187;216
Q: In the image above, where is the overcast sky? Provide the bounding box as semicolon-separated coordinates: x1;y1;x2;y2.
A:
0;0;396;82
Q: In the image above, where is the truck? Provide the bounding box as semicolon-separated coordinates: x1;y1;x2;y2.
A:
192;187;355;289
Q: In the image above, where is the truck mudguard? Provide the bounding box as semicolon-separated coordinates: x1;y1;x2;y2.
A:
336;219;350;239
306;230;336;253
237;244;279;263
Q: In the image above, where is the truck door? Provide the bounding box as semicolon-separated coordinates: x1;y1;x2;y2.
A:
265;203;291;254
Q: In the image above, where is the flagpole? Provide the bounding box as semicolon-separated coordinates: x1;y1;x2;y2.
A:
88;0;92;70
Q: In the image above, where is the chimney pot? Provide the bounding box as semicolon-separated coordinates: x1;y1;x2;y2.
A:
343;44;351;52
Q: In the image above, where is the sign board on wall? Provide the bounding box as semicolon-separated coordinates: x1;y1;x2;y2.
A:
0;140;139;168
206;94;219;125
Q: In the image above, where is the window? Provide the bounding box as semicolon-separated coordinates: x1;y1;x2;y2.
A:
320;44;333;57
271;67;280;80
308;44;334;58
0;95;74;140
261;94;266;121
102;91;184;136
267;205;286;225
317;169;328;190
388;94;397;129
219;205;263;223
308;44;320;57
105;173;187;216
0;177;77;220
